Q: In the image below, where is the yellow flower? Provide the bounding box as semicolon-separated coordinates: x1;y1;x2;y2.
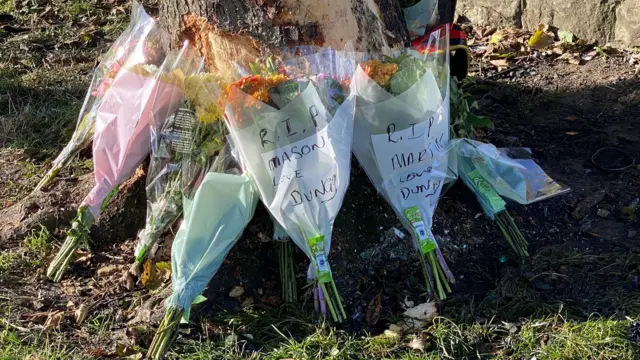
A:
184;74;222;109
195;104;222;124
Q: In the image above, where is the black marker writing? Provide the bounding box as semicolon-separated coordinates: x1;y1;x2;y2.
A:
408;123;424;140
266;135;327;171
290;174;338;206
260;128;273;148
309;105;320;127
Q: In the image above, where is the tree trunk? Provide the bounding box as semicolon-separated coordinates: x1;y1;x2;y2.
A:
157;0;454;73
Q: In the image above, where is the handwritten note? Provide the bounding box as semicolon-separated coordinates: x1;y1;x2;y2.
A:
260;125;339;207
370;105;448;205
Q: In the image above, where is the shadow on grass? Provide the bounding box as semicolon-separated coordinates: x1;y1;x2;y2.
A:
0;66;90;151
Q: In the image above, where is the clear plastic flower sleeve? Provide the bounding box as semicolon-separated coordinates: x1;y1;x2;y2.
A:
82;53;185;218
225;83;355;270
35;1;163;192
351;27;456;298
135;44;204;262
457;139;570;207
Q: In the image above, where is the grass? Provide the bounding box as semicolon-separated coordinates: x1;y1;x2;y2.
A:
0;327;82;360
0;226;52;273
162;313;638;359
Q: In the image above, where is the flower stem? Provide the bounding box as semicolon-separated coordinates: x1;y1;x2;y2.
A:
47;206;93;282
147;306;184;360
496;210;528;259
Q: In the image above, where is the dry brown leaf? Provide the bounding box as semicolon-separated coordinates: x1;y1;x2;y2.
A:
366;293;382;326
75;304;90;324
43;311;64;331
398;301;438;331
565;132;579;135
407;336;425;351
97;265;120;277
489;59;509;70
229;285;245;298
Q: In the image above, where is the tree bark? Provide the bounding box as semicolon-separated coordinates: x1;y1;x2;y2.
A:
158;0;416;72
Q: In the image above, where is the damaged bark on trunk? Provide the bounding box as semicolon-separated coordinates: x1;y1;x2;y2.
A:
158;0;414;71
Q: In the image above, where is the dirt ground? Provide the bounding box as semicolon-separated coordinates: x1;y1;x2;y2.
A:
1;2;640;358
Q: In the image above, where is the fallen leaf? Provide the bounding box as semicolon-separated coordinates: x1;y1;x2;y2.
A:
43;311;64;331
489;59;509;70
75;304;90;324
229;286;245;298
407;336;425;351
565;132;579;135
140;259;156;287
366;293;382;326
383;329;401;339
88;348;103;357
529;24;554;50
566;116;578;121
97;265;120;277
192;295;207;305
489;32;503;45
558;30;575;43
399;301;438;331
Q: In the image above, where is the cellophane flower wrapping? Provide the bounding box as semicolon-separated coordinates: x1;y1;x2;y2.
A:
134;44;205;264
47;46;191;282
165;68;259;319
81;48;186;219
146;61;259;360
222;48;355;320
457;139;570;217
351;26;457;297
35;1;162;192
402;0;438;39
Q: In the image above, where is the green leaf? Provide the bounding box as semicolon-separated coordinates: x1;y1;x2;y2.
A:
558;30;575;43
467;113;495;130
192;295;207;305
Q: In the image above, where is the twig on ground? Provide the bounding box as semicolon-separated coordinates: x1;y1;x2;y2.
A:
0;317;30;332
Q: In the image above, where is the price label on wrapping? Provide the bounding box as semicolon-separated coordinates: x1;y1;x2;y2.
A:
467;169;506;213
308;235;332;283
404;206;436;254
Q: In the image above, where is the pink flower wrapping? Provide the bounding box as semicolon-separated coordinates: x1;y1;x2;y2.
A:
83;68;183;217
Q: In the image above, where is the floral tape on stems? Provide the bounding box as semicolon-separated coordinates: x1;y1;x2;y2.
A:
404;206;452;300
467;169;505;213
308;235;345;322
46;206;94;282
465;169;528;259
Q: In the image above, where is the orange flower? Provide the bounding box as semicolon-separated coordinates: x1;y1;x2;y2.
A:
362;60;398;88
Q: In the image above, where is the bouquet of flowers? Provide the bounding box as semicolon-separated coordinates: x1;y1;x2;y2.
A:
46;48;188;282
147;69;258;360
131;44;209;274
34;1;162;192
456;139;569;259
351;27;458;300
222;50;355;321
